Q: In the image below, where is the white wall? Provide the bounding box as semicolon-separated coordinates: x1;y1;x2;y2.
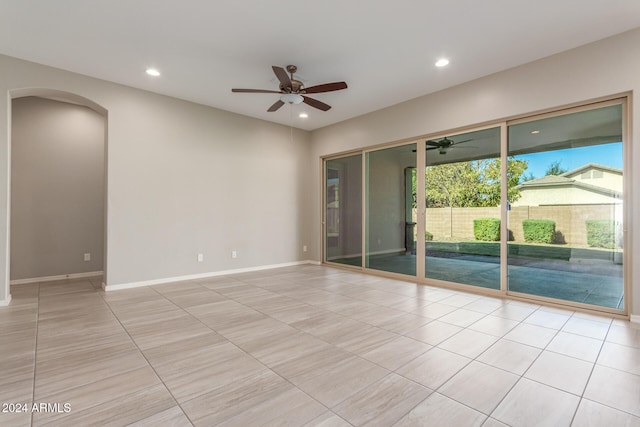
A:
11;97;105;280
0;54;312;302
310;28;640;317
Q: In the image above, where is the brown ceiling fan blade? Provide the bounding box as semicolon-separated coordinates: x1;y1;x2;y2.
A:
272;66;292;89
303;96;331;111
426;140;442;146
267;100;285;112
302;82;348;94
232;88;282;94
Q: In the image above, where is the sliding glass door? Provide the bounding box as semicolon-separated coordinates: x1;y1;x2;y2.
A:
423;127;502;290
365;143;417;276
323;99;626;313
325;154;362;267
507;103;624;309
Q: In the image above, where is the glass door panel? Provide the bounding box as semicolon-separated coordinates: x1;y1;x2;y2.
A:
423;127;502;289
325;154;363;267
507;104;624;309
365;143;417;276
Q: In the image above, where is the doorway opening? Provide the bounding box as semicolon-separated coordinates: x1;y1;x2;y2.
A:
9;89;108;293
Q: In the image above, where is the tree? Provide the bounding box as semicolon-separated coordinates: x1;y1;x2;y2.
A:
419;157;527;208
521;171;536;183
545;160;567;176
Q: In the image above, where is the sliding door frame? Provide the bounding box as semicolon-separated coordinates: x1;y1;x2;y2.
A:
321;93;630;317
504;97;629;316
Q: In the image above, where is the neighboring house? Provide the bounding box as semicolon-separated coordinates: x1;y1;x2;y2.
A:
513;163;622;206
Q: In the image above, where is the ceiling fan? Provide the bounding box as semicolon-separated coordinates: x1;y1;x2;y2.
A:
412;137;474;154
426;137;473;154
232;65;347;112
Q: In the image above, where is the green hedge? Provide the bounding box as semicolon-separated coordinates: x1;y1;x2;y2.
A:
425;231;434;241
473;218;500;241
586;220;617;249
523;219;555;244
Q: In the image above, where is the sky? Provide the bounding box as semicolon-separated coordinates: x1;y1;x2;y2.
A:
514;142;623;180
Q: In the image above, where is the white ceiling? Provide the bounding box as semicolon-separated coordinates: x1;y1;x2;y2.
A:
1;1;639;131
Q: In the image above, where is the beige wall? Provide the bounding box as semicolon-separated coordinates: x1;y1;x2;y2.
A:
11;97;105;280
510;205;620;246
423;205;620;246
513;186;621;207
0;54;313;301
570;169;622;191
310;28;640;316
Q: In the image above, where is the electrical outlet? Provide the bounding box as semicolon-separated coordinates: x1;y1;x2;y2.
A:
303;245;308;252
83;253;91;262
231;250;237;258
197;253;204;262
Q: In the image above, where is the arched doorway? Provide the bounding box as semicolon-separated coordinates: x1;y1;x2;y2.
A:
8;89;108;296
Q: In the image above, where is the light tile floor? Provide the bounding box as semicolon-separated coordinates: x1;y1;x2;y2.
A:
1;265;639;426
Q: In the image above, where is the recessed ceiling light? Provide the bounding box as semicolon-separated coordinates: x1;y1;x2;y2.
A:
531;130;540;134
146;68;160;77
299;112;308;119
435;58;450;67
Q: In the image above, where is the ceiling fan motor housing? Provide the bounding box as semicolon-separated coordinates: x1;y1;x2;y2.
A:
281;79;304;93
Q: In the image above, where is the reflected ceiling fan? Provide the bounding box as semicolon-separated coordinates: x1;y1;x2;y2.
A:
426;137;473;154
231;65;347;112
412;137;474;154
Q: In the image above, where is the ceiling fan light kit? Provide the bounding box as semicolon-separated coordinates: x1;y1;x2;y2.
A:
280;93;304;105
232;64;348;112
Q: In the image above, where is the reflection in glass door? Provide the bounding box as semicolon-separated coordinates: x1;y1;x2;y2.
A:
365;143;417;276
422;128;503;289
325;154;362;267
507;103;624;309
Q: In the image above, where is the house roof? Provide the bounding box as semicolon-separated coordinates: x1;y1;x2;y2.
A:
519;175;574;187
517;170;621;198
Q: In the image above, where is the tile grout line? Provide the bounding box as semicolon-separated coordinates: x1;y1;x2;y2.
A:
223;274;461;425
487;306;570;422
28;283;41;427
566;315;640;423
16;267;632;426
31;286;157;424
566;316;610;427
95;267;627;426
142;284;344;426
262;270;633;422
204;273;564;423
209;275;500;423
404;304;567;423
95;282;197;427
170;274;482;425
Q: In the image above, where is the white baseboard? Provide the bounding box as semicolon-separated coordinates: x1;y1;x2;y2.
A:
0;295;12;306
103;261;317;292
10;271;104;286
630;314;640;324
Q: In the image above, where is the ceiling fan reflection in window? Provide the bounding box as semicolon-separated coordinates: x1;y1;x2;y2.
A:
231;65;348;112
413;137;474;155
